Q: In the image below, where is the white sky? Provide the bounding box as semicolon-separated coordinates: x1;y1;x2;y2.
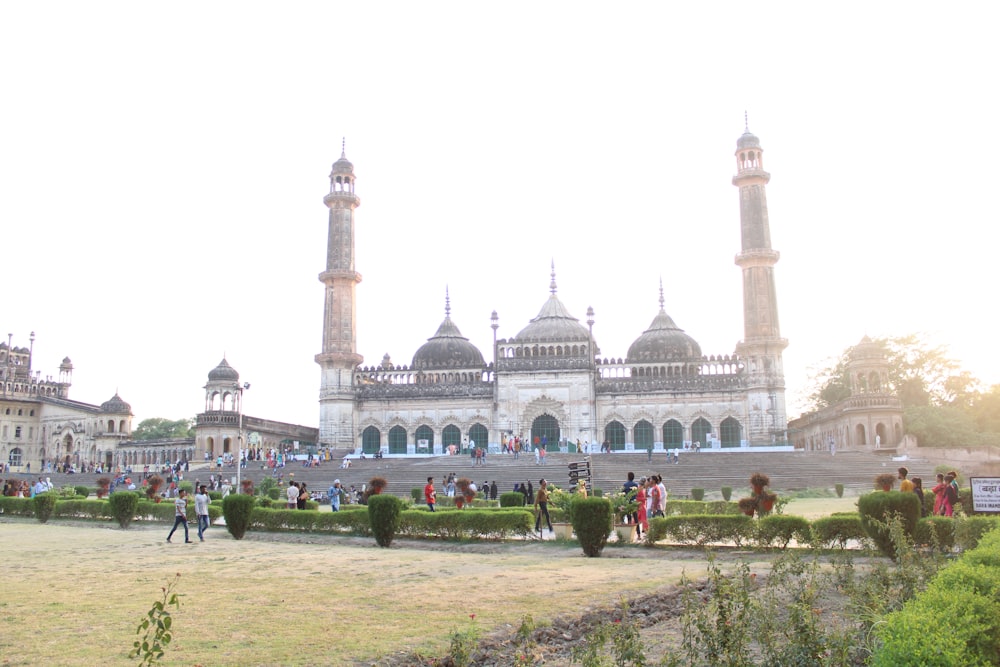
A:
2;2;998;428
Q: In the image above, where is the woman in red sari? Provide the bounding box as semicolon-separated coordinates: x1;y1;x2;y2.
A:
635;476;648;540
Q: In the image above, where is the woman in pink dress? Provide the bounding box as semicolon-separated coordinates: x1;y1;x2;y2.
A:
635;477;648;540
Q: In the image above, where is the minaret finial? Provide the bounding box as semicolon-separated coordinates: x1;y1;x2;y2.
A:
659;277;665;311
341;137;346;159
549;260;557;294
744;111;749;132
445;286;451;318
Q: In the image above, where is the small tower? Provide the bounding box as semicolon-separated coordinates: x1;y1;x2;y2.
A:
315;141;363;447
732;119;788;444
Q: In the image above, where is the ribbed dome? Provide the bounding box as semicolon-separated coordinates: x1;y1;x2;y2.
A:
515;294;591;342
513;265;591;343
626;287;701;362
100;393;132;414
208;358;240;382
737;129;760;149
331;144;354;175
411;294;485;370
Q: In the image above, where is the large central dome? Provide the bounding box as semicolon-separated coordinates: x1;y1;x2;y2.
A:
513;267;591;343
411;293;485;370
626;287;702;363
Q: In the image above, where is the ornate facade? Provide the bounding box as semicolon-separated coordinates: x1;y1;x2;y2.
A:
318;127;790;454
0;333;133;471
789;336;905;452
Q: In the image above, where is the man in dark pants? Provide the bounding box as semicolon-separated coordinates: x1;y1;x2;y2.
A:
166;489;192;543
534;479;553;533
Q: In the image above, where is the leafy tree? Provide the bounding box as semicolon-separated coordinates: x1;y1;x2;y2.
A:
132;418;194;441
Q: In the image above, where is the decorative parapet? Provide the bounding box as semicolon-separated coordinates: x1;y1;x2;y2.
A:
357;382;494;400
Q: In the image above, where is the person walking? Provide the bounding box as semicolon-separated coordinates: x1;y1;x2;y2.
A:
534;479;553;534
329;479;344;511
424;476;437;512
194;485;211;541
166;489;192;543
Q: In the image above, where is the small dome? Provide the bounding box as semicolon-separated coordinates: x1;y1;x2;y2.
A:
412;298;485;370
737;130;760;150
513;266;591;344
626;287;702;362
60;357;73;369
208;358;240;382
331;143;354;175
100;393;132;414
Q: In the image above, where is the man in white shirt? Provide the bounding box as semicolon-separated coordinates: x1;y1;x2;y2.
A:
194;485;211;541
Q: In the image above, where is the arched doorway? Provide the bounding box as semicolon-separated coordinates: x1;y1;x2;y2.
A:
875;423;888;447
720;417;742;448
415;425;434;451
531;414;560;451
442;425;461;451
388;426;407;454
691;418;711;448
605;421;626;451
468;423;488;451
362;426;381;454
855;424;867;446
634;420;654;450
662;419;683;450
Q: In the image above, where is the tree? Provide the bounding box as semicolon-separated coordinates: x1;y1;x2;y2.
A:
132;418;194;441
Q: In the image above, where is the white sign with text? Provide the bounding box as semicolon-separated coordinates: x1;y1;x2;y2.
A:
970;477;1000;513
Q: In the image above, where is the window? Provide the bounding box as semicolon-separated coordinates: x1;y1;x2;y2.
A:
15;426;22;439
8;448;22;466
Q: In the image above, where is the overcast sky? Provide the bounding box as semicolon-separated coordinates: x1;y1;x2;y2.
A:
2;2;997;428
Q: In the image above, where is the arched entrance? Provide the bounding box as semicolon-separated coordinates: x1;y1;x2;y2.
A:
442;425;461;450
691;418;711;448
531;414;560;451
468;423;488;451
855;424;867;446
662;420;683;449
362;426;381;454
634;420;654;450
720;417;742;448
605;421;626;451
388;426;407;454
415;425;434;450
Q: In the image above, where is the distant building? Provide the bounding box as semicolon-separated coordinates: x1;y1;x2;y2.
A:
789;336;905;452
0;333;132;471
317;127;790;454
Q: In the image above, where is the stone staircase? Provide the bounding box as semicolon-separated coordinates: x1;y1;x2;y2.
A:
29;449;937;502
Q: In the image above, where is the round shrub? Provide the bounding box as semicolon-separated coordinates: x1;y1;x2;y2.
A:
411;487;422;502
267;487;280;501
108;491;140;529
499;492;526;507
223;494;257;540
33;493;57;523
858;491;921;559
570;497;613;557
368;494;405;547
690;488;705;501
74;485;91;498
721;486;732;501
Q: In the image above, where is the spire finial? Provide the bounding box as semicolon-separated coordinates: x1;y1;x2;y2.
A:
549;260;557;294
341;137;346;159
744;111;749;133
445;286;451;318
659;277;665;311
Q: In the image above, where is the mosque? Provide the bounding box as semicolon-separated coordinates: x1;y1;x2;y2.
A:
316;126;790;455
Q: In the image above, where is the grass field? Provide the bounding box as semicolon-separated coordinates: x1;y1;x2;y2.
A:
0;497;851;666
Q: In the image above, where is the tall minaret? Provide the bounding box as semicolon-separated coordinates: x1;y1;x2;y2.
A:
315;141;363;447
732;119;788;444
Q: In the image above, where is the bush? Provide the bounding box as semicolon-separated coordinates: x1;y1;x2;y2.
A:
914;516;955;550
499;491;525;507
178;481;194;494
108;491;140;529
410;487;422;502
368;494;405;547
651;514;755;547
74;485;91;498
571;497;613;557
956;516;1000;551
835;483;844;498
858;491;921;559
755;514;811;549
33;492;57;523
690;488;705;501
267;487;280;500
223;494;256;540
400;508;533;540
664;500;740;516
873;527;1000;665
810;514;865;548
721;486;732;501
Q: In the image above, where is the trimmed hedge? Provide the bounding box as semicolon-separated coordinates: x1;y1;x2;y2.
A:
755;514;811;549
223;494;256;540
368;494;405;547
74;485;91;498
914;516;956;551
647;514;755;547
571;497;613;557
873;527;1000;665
858;491;921;559
400;508;533;540
955;515;1000;550
499;492;526;507
33;493;58;523
665;500;740;516
810;514;866;548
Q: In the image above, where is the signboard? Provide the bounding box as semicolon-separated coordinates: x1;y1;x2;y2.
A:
417;439;429;449
970;477;1000;513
